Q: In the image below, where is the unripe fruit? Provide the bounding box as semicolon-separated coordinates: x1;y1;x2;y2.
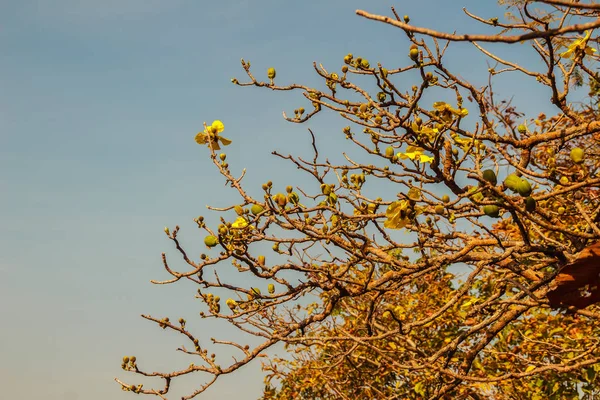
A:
482;169;497;185
483;205;500;218
435;205;445;215
570;147;584;163
251;204;264;215
504;173;521;192
267;67;276;79
268;283;275;294
204;235;218;248
525;197;536;212
516;179;532;197
409;48;419;61
385;146;395;158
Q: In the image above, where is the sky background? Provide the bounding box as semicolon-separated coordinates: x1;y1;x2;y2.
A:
0;1;572;399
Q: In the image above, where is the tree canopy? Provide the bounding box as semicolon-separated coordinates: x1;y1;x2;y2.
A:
117;1;600;399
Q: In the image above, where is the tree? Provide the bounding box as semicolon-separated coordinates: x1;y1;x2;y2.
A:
117;1;600;399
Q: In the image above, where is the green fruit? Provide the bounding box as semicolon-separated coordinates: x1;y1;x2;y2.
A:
251;204;264;215
517;124;526;134
267;67;276;79
204;235;218;248
268;283;275;294
482;169;497;185
504;174;521;192
483;205;500;218
525;197;536;212
435;205;445;215
409;48;419;61
570;147;584;163
441;195;450;203
516;179;532;197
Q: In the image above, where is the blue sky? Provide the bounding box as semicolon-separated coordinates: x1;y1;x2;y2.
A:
0;1;566;399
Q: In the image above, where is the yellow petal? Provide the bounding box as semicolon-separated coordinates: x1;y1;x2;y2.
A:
218;136;232;146
560;48;574;58
211;120;224;133
419;154;434;163
208;138;221;150
231;217;248;229
195;132;208;144
433;101;449;111
457;108;468;117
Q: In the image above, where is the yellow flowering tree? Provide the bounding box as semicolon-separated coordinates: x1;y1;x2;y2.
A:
118;1;600;399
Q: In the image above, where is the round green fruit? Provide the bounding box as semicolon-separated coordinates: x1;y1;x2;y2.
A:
409;48;419;61
504;173;521;192
204;235;218;248
483;205;500;218
570;147;584;164
525;197;536;212
516;179;532;197
482;169;497;185
251;204;264;215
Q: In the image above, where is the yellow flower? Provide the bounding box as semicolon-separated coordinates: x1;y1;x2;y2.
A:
384;200;411;229
397;146;434;163
560;30;597;58
231;217;249;229
433;102;468;119
411;122;439;142
194;120;232;150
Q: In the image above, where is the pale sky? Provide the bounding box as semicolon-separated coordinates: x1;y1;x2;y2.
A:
0;1;567;399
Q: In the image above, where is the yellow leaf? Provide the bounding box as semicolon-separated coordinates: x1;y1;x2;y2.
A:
525;365;536;373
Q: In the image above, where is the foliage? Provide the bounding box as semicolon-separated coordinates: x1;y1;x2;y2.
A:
117;1;600;399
